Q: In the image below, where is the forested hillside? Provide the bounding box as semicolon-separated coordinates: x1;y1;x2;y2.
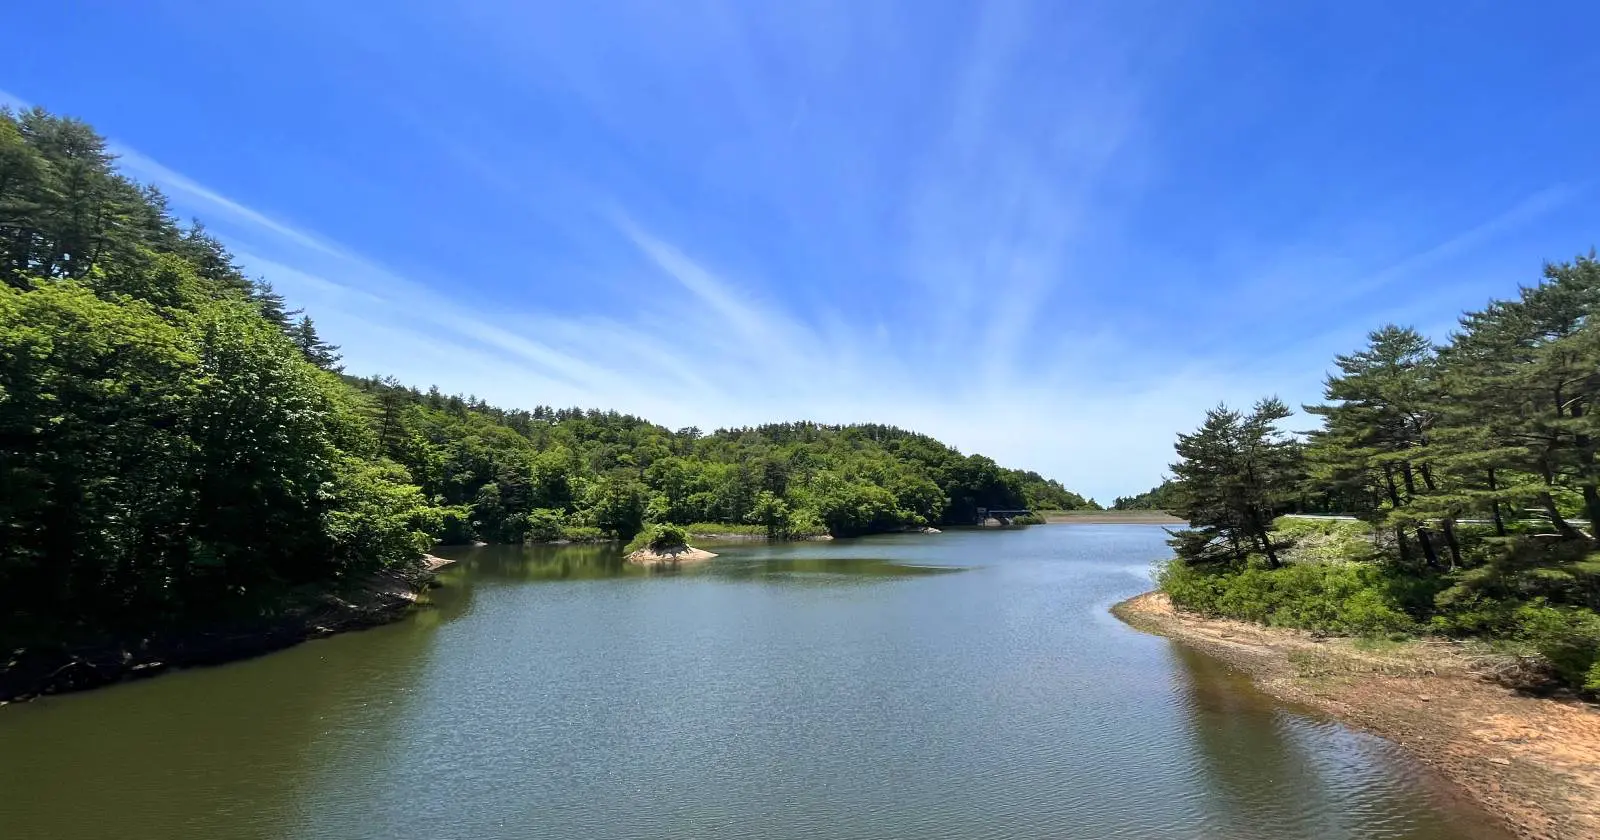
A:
347;376;1095;544
1158;254;1600;692
1112;479;1181;511
0;106;1091;648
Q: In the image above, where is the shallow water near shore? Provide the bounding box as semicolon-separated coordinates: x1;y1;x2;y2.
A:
0;526;1508;840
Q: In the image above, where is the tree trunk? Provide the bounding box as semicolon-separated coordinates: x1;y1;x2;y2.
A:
1582;484;1600;544
1400;461;1419;500
1416;527;1441;569
1439;522;1461;571
1570;400;1600;542
1487;468;1506;537
1538;490;1583;540
1417;463;1461;569
1382;464;1413;565
1249;509;1280;568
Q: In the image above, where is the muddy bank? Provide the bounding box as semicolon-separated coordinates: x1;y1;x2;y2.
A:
1113;591;1600;840
0;555;455;705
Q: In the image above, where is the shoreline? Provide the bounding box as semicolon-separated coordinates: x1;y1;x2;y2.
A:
0;555;454;705
1112;591;1600;840
1044;511;1185;525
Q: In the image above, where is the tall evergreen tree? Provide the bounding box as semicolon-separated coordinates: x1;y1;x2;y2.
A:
1442;255;1600;541
1304;326;1459;568
291;315;343;371
1170;398;1301;567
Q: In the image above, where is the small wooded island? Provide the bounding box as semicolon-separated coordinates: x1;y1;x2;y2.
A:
624;524;718;568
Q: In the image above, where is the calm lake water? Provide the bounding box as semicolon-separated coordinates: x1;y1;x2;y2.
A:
0;526;1507;840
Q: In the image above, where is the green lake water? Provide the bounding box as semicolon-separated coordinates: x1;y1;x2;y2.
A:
0;526;1509;839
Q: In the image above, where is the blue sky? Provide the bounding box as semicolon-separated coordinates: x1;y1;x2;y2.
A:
4;1;1597;502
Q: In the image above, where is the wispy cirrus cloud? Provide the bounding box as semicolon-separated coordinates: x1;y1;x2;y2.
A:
5;0;1593;501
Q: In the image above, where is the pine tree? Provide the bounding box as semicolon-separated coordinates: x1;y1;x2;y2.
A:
290;315;342;371
250;279;301;332
1304;326;1460;568
1170;398;1300;567
1442;255;1600;541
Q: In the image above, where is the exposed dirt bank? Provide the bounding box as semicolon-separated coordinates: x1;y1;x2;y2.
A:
1113;591;1600;840
0;555;455;705
625;545;718;568
1045;511;1185;525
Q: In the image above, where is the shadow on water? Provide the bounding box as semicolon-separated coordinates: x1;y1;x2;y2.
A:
0;594;454;840
436;542;640;581
433;541;965;585
707;555;963;583
1169;644;1512;840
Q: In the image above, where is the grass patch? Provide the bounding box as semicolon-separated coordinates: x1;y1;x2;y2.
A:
681;522;768;537
1350;635;1413;653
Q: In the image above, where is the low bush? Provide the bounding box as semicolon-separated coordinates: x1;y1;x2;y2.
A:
524;508;565;542
435;505;475;545
624;523;690;554
1515;602;1600;690
558;525;607;543
1157;559;1415;635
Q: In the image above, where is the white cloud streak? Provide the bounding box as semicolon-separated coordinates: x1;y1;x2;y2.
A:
6;3;1582;502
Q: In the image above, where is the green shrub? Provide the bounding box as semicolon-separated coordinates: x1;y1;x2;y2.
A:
786;507;828;537
435;505;474;545
524;508;565;542
1157;559;1415;635
1430;588;1521;636
624;523;690;554
558;525;606;542
1515;602;1600;689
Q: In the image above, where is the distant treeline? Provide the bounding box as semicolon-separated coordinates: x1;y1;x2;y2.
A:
1111;479;1180;511
1156;253;1600;692
348;376;1098;545
0;106;1092;648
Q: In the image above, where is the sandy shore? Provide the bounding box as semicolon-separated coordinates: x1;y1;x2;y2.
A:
1113;591;1600;840
1044;511;1185;525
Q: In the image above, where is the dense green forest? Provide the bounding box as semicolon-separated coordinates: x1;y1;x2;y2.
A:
346;374;1094;545
1158;255;1600;691
1112;479;1180;511
0;106;1091;648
